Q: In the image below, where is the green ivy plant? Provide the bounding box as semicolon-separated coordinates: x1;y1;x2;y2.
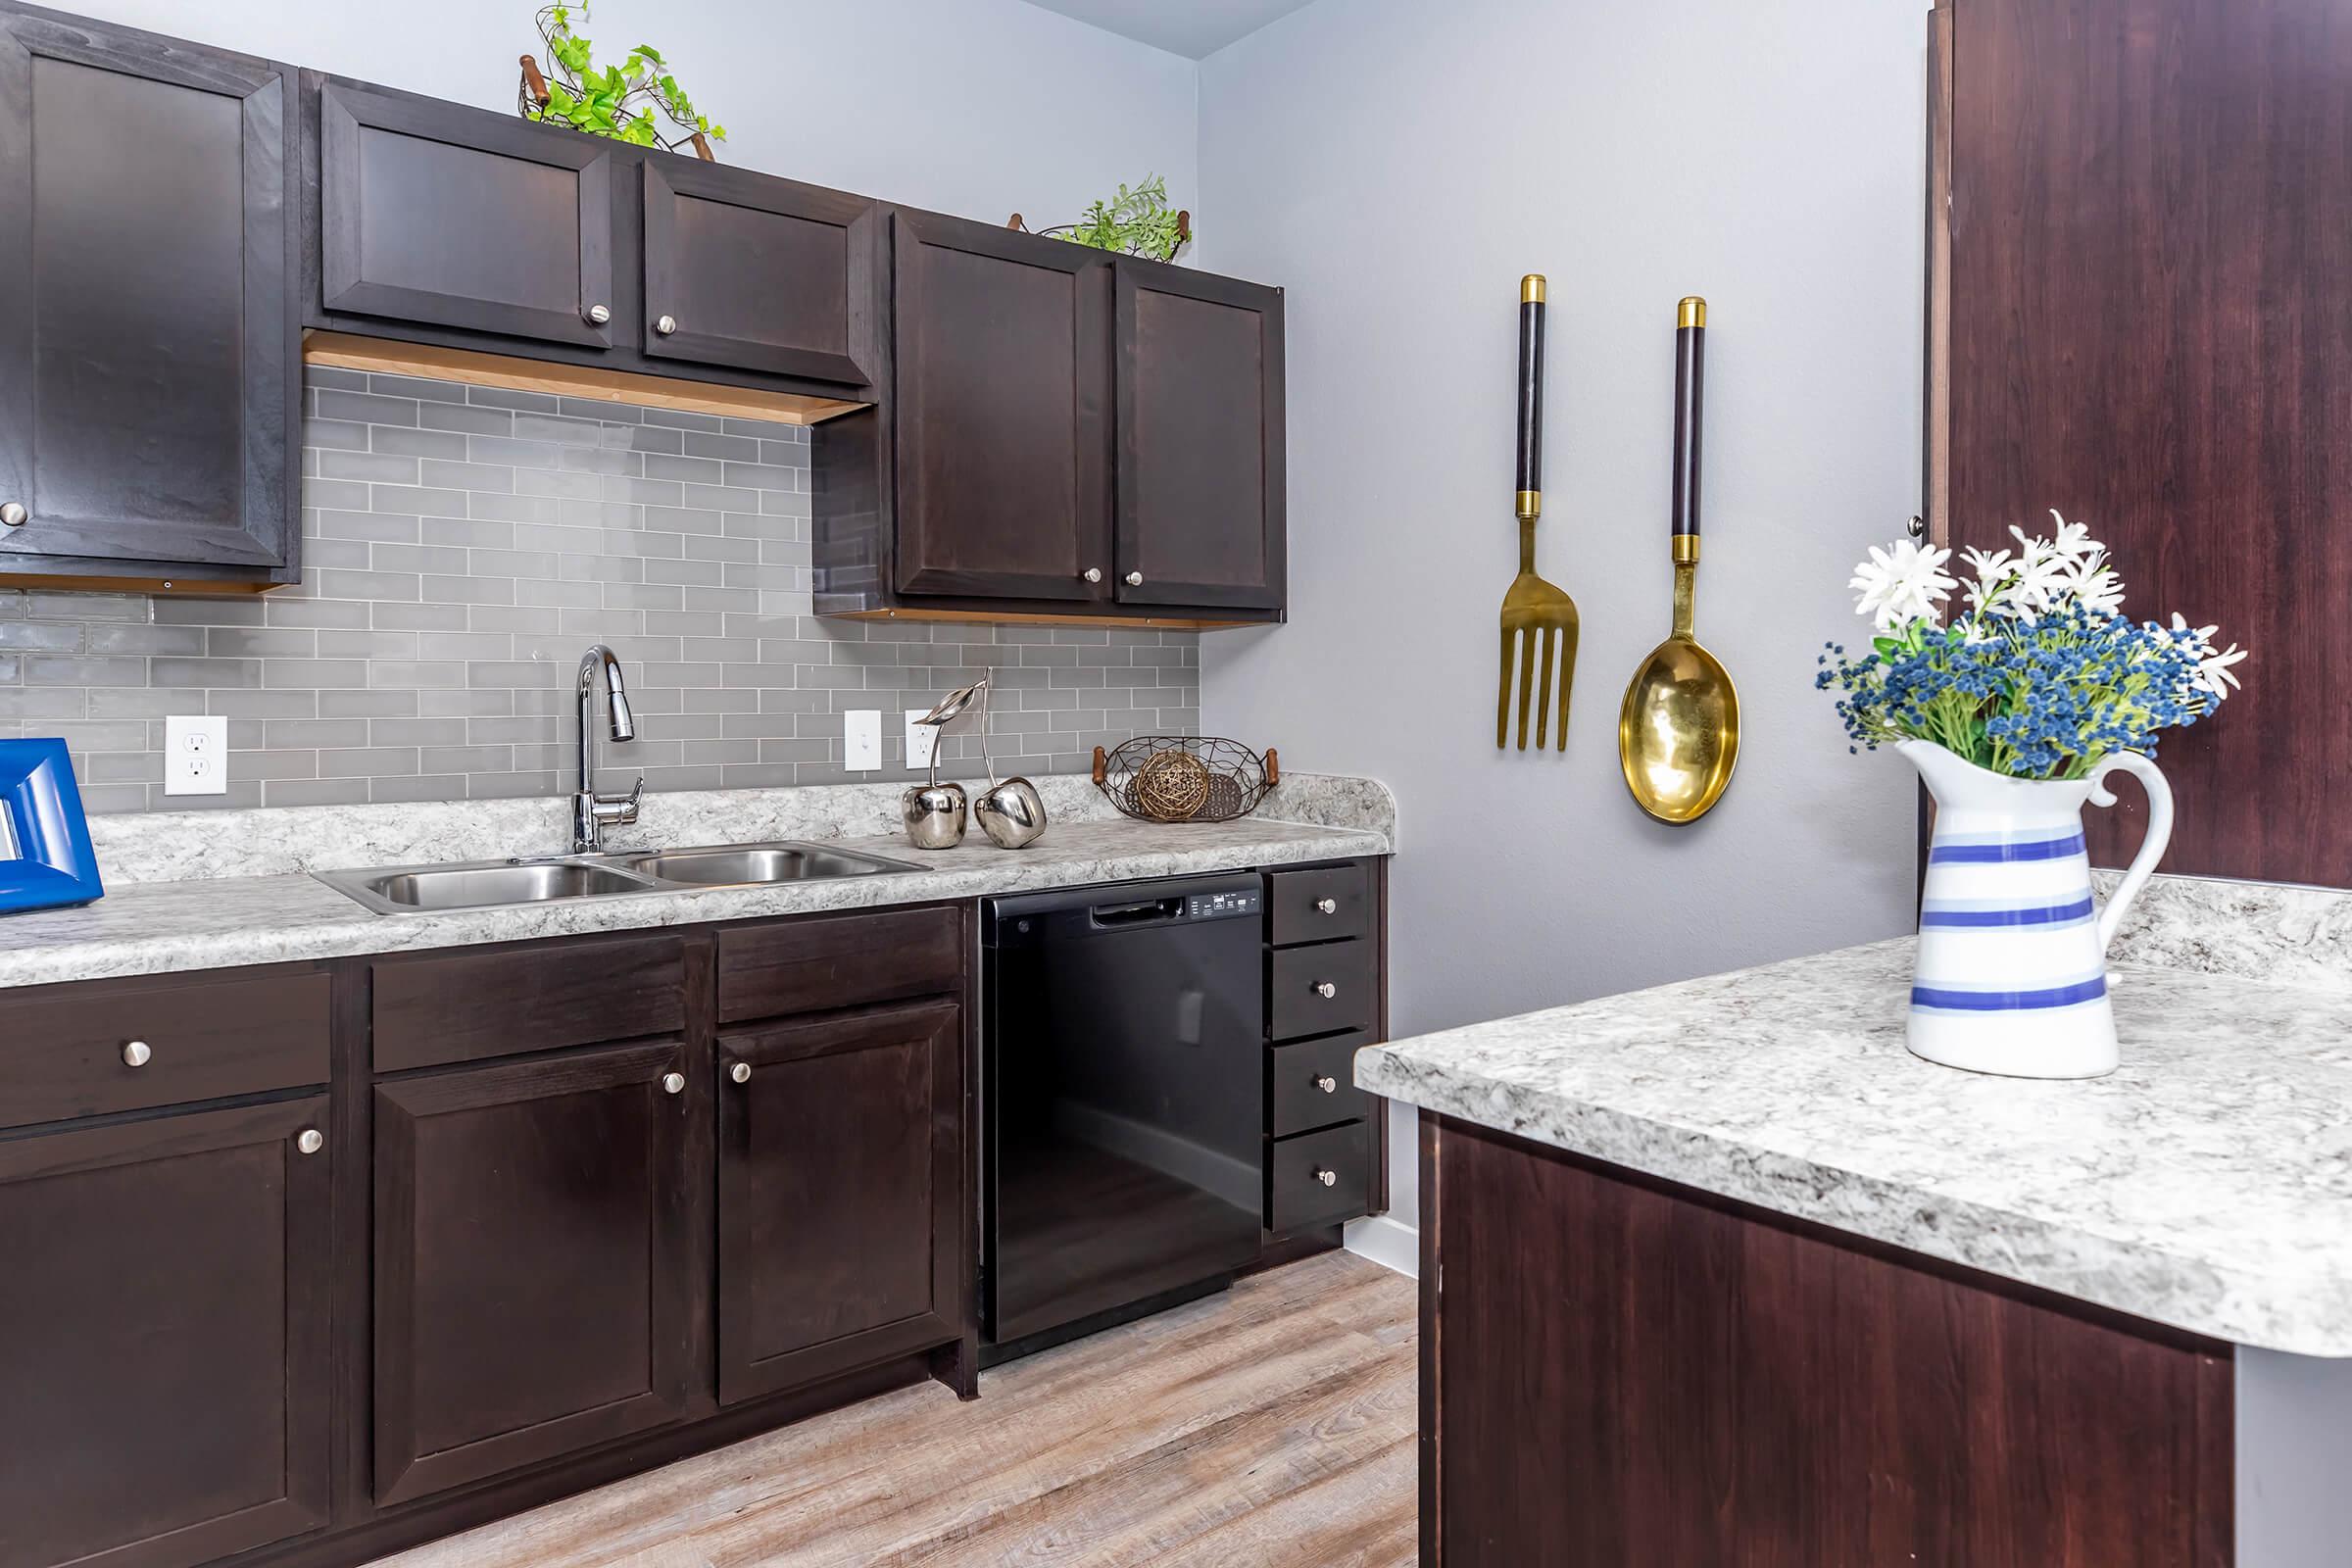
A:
520;4;727;153
1035;176;1192;262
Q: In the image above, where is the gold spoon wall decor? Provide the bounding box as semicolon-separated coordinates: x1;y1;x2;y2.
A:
1618;297;1740;823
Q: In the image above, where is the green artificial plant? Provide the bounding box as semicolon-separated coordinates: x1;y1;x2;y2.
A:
520;4;726;153
1035;175;1192;262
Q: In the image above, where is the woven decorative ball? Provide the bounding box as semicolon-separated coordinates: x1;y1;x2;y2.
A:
1131;748;1213;822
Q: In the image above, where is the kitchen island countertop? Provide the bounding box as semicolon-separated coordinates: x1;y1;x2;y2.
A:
1358;937;2352;1354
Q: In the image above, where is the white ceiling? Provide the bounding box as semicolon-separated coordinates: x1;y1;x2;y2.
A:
1018;0;1321;59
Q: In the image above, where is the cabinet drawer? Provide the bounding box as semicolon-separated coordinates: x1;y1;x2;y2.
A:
718;906;961;1023
1269;939;1375;1041
1268;1030;1372;1137
372;935;684;1072
1266;1120;1369;1234
1266;862;1370;946
0;970;331;1130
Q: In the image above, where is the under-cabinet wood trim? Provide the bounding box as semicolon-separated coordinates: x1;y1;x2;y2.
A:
826;606;1264;630
302;330;868;425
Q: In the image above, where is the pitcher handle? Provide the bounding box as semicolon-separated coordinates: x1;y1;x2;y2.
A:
2085;751;2174;953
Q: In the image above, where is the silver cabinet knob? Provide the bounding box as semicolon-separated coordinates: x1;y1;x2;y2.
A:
729;1061;752;1084
0;501;25;527
1313;1074;1338;1093
297;1129;324;1155
1313;980;1337;999
122;1040;152;1068
1083;567;1102;583
662;1071;686;1095
1315;898;1337;914
655;314;678;335
1312;1167;1338;1188
1124;570;1144;586
584;303;612;325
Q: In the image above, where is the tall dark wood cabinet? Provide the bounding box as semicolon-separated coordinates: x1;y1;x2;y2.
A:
717;998;965;1404
318;81;616;349
369;1038;701;1506
0;1097;332;1568
886;209;1113;604
1114;263;1285;612
1933;0;2352;886
0;3;298;590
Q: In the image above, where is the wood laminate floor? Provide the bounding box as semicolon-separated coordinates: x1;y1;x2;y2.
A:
370;1250;1417;1568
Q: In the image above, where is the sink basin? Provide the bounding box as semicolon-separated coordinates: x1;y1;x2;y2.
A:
612;843;913;886
317;858;664;914
313;841;916;914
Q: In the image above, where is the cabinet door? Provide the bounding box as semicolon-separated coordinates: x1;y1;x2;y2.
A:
373;1039;697;1506
0;11;294;576
320;81;615;348
1113;263;1285;611
891;211;1111;601
0;1097;330;1568
717;999;963;1405
643;159;877;385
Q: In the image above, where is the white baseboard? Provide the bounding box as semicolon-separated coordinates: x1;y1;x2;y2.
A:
1344;1213;1419;1279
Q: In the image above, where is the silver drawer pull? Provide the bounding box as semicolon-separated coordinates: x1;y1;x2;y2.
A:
296;1129;324;1155
662;1072;686;1095
1315;897;1337;914
1313;981;1337;999
1312;1167;1338;1188
122;1040;152;1068
730;1061;753;1085
1313;1074;1338;1093
584;303;612;325
0;501;25;527
655;314;678;335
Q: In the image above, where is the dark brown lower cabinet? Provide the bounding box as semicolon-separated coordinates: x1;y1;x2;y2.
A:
717;998;964;1405
0;1096;332;1568
371;1038;700;1507
1421;1114;2234;1567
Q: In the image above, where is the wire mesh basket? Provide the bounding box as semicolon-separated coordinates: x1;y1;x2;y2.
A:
1094;737;1279;824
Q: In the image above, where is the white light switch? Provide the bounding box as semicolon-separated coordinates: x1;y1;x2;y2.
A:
905;710;938;771
844;710;882;772
165;714;228;796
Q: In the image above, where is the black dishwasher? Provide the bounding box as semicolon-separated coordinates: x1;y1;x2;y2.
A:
981;873;1264;1362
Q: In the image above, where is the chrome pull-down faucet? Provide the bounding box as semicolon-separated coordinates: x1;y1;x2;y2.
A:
573;645;642;853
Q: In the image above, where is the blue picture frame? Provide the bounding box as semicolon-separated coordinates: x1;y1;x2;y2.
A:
0;739;105;914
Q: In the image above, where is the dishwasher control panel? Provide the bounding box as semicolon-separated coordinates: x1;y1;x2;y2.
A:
1183;888;1261;921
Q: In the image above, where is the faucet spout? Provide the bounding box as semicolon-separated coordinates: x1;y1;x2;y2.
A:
573;645;642;853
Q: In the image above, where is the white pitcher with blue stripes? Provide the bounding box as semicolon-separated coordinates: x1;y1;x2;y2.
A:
1900;739;2174;1079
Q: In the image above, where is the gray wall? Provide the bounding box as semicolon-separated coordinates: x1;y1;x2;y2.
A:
1196;0;1927;1232
62;0;1198;234
0;370;1199;812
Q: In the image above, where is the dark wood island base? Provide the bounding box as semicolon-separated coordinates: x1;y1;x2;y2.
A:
1417;1113;2235;1567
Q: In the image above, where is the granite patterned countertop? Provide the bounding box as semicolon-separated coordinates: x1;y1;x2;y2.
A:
0;773;1392;991
1358;938;2352;1355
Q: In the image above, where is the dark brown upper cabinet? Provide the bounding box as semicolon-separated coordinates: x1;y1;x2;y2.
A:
0;5;298;589
1114;262;1286;612
0;1096;331;1568
371;1038;700;1506
716;998;964;1405
642;159;879;384
811;213;1287;627
320;81;616;349
887;209;1113;603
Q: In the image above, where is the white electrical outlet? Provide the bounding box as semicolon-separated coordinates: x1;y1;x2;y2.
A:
164;714;228;797
905;710;938;770
844;710;883;772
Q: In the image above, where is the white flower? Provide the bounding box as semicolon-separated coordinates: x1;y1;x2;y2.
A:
2196;642;2248;699
2044;509;2102;565
2062;551;2127;615
2168;611;2220;657
2002;532;2070;619
1959;546;2013;612
1848;539;1956;631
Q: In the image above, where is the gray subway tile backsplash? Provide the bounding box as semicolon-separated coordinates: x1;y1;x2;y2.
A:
0;370;1200;813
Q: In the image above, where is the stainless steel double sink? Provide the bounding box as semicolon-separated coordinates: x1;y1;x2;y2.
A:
313;841;917;915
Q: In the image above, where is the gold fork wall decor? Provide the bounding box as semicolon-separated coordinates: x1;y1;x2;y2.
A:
1496;274;1580;750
